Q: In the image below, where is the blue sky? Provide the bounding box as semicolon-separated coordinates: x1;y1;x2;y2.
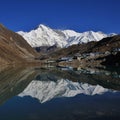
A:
0;0;120;33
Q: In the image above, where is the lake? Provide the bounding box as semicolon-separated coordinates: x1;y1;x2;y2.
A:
0;66;120;120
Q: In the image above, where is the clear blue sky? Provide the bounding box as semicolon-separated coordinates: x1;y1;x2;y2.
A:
0;0;120;33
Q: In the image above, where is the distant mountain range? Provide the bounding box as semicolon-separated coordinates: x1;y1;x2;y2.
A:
18;24;115;48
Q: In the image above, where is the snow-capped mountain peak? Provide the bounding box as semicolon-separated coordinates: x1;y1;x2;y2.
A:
37;24;52;31
17;24;109;48
38;24;47;28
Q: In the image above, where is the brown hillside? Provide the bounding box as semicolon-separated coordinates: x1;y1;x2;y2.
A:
50;35;120;59
90;35;120;52
50;41;96;58
0;24;38;65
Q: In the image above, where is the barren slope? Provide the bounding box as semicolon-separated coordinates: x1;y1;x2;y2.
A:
0;24;38;64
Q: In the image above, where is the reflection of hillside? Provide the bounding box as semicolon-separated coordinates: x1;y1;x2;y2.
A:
0;66;38;105
35;67;120;91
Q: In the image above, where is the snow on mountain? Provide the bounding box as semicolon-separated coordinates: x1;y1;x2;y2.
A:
18;25;67;48
19;79;110;103
17;24;108;48
64;31;107;47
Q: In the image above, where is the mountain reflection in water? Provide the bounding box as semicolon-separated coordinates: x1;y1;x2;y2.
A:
0;66;120;120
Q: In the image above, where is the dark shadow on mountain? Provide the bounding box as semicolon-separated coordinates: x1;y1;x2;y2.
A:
101;52;120;66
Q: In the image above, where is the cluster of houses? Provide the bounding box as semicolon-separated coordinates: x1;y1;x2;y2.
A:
45;47;120;64
56;52;109;62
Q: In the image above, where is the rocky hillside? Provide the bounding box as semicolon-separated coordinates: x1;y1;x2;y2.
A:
0;24;38;65
89;35;120;52
50;35;120;58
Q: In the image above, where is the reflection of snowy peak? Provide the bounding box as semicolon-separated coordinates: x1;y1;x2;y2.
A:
19;79;109;103
18;24;108;48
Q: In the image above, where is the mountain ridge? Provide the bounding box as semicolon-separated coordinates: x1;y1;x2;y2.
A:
18;24;112;48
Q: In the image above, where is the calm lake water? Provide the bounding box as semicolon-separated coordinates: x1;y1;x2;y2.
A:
0;66;120;120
